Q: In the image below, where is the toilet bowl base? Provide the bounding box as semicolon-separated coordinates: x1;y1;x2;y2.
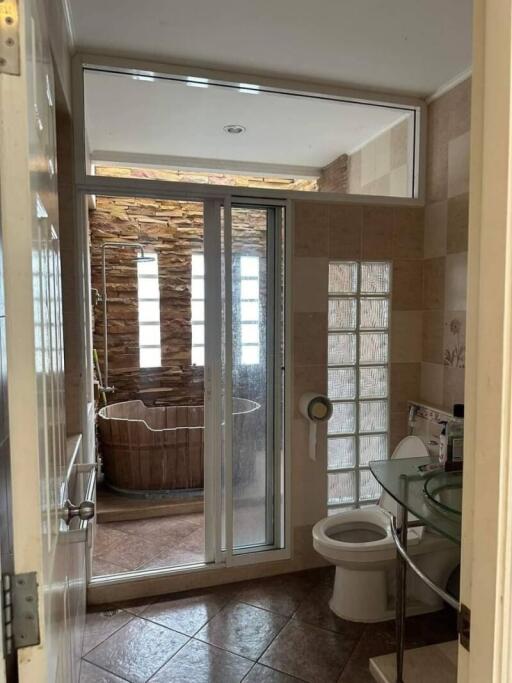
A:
329;565;446;623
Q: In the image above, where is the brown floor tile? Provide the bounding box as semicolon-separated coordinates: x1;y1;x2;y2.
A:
260;620;358;683
337;622;395;683
138;539;205;570
292;581;365;638
109;515;202;542
149;639;252;682
92;558;128;578
80;660;127;682
93;525;131;557
84;616;188;683
94;530;168;572
234;572;315;617
140;592;230;636
82;609;134;655
337;610;458;683
244;663;304;682
196;601;287;660
93;514;206;576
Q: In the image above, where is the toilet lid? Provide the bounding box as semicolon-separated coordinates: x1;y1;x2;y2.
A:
378;436;428;538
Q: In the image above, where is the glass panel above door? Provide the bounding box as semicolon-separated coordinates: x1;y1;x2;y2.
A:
81;66;420;198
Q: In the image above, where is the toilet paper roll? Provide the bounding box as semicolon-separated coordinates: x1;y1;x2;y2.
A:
299;393;333;461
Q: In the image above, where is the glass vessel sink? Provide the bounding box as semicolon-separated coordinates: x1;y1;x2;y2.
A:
423;470;463;517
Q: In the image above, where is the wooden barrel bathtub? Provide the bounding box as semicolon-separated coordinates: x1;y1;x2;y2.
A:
98;398;260;494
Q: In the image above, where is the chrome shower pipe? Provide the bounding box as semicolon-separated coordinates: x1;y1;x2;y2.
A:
101;242;149;394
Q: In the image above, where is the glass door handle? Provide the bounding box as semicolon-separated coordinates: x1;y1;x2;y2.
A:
60;498;95;525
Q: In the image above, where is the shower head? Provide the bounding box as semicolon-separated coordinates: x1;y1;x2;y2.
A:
135;247;155;263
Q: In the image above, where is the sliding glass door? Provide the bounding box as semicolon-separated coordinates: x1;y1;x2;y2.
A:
87;193;286;583
205;199;286;565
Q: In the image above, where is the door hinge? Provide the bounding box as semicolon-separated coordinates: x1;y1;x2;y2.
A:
2;572;40;655
458;602;470;651
0;1;20;76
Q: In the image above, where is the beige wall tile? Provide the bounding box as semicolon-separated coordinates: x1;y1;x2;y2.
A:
424;201;448;259
293;312;327;366
445;252;468;310
373;174;391;196
392;260;423;310
362;206;394;259
390;362;421;413
448;132;470;198
423;257;445;310
390;119;408;170
391;311;423;362
393;207;424;259
443;366;465;412
328;204;362;259
420;362;444;408
426;98;450;203
294;202;329;257
447;78;471;139
443;311;466;369
293;364;327;419
447;193;469;254
390;412;408;452
293;258;328;313
361;143;376;187
423;310;444;364
390;164;408;197
349;151;362;193
292;417;328;526
375;129;391;179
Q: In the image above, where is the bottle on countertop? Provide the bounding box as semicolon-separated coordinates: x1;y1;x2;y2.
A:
445;404;464;472
439;421;448;467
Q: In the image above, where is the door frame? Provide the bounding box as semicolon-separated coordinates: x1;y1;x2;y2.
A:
459;0;512;681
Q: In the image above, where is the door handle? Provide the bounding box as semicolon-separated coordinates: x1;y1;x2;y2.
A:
60;498;95;525
59;462;97;544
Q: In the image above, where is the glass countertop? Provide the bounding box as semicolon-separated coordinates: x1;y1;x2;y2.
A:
369;457;462;545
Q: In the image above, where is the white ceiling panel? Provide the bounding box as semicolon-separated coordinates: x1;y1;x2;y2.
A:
69;0;472;98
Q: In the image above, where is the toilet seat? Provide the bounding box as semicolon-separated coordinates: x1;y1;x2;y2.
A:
313;505;421;565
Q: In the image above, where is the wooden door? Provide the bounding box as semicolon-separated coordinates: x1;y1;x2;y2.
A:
0;0;85;680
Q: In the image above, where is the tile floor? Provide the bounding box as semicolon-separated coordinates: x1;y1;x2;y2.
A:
92;513;205;576
81;567;458;683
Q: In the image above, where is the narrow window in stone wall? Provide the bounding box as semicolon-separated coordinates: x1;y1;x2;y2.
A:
191;254;205;366
327;261;391;514
239;255;260;365
137;254;162;368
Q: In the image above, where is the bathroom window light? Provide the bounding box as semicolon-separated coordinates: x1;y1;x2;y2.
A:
327;261;391;511
137;253;161;368
239;255;260;365
190;253;261;366
191;254;205;366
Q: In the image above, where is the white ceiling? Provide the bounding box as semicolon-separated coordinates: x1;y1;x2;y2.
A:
69;0;472;98
85;70;410;173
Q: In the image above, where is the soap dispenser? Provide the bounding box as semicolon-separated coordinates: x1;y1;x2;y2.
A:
445;404;464;472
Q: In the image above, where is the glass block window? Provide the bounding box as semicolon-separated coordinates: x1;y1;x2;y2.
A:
327;261;391;511
137;253;162;368
191;254;205;366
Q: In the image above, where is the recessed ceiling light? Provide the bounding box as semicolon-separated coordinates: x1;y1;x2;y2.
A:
224;124;246;135
187;76;209;88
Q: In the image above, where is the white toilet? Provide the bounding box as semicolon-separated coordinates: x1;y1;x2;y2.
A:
312;436;460;623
